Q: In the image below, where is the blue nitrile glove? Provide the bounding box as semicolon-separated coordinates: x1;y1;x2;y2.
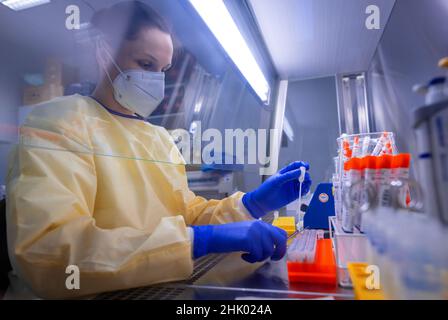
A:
191;220;287;263
242;161;312;219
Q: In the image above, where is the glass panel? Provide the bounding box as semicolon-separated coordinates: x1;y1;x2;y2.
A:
0;0;275;198
0;0;280;298
279;77;340;190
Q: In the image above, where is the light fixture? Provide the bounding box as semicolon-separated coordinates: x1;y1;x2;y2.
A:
0;0;50;11
189;0;270;103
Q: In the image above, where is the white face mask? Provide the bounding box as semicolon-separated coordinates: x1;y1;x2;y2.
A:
99;42;165;118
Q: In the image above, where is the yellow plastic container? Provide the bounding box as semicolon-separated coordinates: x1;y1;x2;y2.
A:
272;217;296;236
347;262;385;300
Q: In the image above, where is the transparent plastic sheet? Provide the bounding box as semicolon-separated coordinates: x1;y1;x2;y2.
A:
367;52;416;176
2;103;270;213
366;0;448;182
1;104;263;298
16;115;186;167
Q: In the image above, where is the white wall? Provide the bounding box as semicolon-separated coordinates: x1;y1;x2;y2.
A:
279;77;340;191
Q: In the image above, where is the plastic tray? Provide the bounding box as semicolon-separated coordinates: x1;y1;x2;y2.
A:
347;262;385;300
329;216;368;287
287;238;337;285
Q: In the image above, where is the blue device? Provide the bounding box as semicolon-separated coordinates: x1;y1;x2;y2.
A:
303;183;335;229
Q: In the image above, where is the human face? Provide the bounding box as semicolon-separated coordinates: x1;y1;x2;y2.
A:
102;26;174;81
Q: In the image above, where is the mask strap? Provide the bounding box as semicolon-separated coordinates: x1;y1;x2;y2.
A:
97;39;126;83
100;61;115;86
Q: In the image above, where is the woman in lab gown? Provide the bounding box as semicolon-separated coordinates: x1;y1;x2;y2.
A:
5;1;311;299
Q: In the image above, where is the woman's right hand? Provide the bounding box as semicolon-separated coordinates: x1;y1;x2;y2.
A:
191;220;287;263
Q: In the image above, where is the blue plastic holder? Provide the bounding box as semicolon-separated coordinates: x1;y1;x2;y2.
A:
303;183;335;229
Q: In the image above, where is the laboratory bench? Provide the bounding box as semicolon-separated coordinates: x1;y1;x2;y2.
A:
92;252;354;300
92;213;353;300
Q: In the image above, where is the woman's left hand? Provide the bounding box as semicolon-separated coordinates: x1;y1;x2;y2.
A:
242;161;312;219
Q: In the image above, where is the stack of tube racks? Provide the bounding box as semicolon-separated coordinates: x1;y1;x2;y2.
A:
329;216;368;288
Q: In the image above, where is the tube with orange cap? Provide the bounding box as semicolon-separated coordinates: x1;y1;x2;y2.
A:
380;141;394;156
372;132;389;156
361;136;371;157
353;157;367;229
342;139;352;160
341;159;352;231
357;156;377;232
377;154;394;208
352;136;361;158
339;134;352;161
342;158;362;233
392;154;412;207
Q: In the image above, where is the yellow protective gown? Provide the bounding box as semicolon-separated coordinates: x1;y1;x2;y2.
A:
6;94;251;299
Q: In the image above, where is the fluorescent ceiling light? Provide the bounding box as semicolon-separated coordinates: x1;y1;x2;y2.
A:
1;0;50;11
189;0;270;103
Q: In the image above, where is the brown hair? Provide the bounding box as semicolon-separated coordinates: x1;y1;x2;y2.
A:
91;1;172;48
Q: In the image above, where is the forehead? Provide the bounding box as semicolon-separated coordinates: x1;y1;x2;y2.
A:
122;27;173;64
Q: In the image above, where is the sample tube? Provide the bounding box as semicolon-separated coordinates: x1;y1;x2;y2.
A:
341;159;351;231
392;154;411;207
361;136;371;157
332;173;341;220
296;166;307;230
372;132;389;156
360;156;378;233
353;157;366;230
352;136;361;158
380;142;393;156
377;155;393;208
342;139;352;160
401;154;412;207
342;158;362;233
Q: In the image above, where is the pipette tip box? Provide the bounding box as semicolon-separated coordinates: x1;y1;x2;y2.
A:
287;238;337;285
